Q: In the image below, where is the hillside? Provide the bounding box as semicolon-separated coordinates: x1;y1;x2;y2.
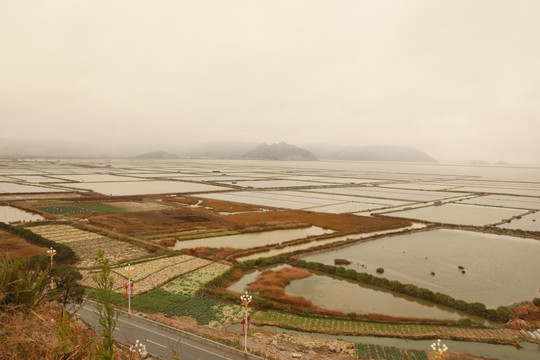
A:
244;142;317;161
135;151;180;159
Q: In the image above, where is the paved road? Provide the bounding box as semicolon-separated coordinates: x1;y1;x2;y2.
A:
73;301;266;360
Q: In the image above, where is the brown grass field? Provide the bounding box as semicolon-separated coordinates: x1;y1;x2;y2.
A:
85;197;411;237
0;229;48;258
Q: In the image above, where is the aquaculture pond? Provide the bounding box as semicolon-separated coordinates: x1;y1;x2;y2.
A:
387;203;526;226
0;205;44;223
235;224;424;262
173;226;333;250
58;180;227;196
301;229;540;307
228;265;477;322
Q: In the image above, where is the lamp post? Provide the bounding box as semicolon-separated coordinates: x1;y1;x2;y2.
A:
47;247;56;268
240;291;252;353
129;339;146;358
47;247;56;289
431;339;448;360
124;264;134;314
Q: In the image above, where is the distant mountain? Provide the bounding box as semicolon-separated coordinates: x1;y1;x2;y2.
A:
182;141;258;159
135;151;179;159
307;144;437;162
244;142;317;161
464;160;489;165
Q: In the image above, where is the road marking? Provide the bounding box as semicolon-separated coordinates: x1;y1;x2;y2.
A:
147;339;166;348
114;313;231;359
80;304;242;360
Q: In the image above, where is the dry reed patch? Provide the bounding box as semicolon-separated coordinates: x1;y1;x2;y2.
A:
221;209;411;232
0;303;132;360
87;207;234;235
248;268;316;309
0;229;48;258
167;196;266;213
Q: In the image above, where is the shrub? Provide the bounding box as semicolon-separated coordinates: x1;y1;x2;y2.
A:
376;267;384;274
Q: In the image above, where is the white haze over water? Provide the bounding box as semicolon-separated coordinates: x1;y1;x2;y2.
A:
1;1;539;164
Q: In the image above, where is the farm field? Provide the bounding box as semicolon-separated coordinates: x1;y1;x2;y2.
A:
2;158;540;359
27;224;149;267
252;311;519;342
355;343;428;360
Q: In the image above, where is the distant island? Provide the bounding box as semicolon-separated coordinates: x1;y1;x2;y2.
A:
243;142;317;161
136;151;180;159
135;143;438;163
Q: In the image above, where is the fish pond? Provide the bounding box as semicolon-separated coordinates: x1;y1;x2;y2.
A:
228;265;479;322
301;229;540;307
0;205;44;223
173;226;333;250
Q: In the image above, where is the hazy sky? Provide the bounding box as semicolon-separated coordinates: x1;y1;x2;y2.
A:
1;1;539;163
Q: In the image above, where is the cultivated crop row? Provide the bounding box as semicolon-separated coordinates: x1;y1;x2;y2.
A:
161;262;230;296
112;255;194;281
355;343;428;360
130;257;211;294
167;297;244;328
28;224;148;267
251;311;520;341
28;224;102;243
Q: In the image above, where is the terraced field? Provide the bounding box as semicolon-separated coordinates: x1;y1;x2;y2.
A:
252;311;521;342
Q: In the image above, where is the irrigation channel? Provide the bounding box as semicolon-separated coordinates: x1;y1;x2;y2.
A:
227;324;540;360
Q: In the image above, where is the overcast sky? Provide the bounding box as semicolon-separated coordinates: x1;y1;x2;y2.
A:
1;1;539;163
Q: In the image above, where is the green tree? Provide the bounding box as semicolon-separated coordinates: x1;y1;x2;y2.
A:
49;264;84;308
92;250;117;360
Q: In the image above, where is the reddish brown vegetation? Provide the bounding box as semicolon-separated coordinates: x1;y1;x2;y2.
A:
0;229;48;258
167;196;266;213
246;268;338;314
87;207;233;235
221;209;411;233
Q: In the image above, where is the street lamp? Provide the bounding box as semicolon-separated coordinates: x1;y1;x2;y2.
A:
240;291;252;353
124;264;134;314
47;247;56;289
129;339;146;358
47;247;56;268
431;339;448;360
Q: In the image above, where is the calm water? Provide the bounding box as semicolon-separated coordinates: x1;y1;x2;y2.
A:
301;229;540;307
285;272;477;321
389;203;527;226
235;223;424;262
0;205;44;223
58;180;228;196
173;226;333;250
227;264;478;322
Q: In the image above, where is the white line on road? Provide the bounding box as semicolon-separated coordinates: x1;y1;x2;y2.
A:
114;314;231;359
146;339;166;348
